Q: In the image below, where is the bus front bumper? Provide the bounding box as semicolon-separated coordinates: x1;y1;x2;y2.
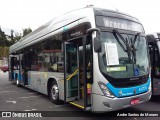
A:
92;89;151;112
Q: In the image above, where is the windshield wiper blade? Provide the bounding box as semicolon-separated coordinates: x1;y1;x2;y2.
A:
130;33;141;64
113;30;132;52
133;32;141;48
113;30;132;62
113;32;126;52
131;38;137;64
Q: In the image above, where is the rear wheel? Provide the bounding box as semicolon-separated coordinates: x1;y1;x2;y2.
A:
50;81;61;104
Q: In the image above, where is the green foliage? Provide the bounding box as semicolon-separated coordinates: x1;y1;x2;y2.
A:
0;46;9;59
14;34;22;42
23;27;32;37
0;27;32;59
0;27;10;47
10;33;22;45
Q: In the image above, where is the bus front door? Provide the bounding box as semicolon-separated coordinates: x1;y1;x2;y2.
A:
9;56;15;81
64;42;80;102
20;53;28;85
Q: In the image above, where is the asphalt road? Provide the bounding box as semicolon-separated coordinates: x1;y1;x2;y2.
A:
0;71;160;120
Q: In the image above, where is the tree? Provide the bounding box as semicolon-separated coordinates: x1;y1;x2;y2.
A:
0;46;9;60
11;29;14;41
14;33;22;42
23;27;32;37
10;32;22;45
0;26;10;47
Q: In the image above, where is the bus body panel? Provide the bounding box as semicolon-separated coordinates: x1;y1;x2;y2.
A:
26;71;64;99
91;48;151;110
92;89;151;112
152;78;160;95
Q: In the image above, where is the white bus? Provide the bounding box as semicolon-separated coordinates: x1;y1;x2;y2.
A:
147;33;160;95
9;6;151;112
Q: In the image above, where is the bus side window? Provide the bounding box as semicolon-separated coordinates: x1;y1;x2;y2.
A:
43;39;64;72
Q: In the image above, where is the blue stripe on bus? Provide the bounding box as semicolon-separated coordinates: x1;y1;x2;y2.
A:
18;73;22;81
106;78;150;98
14;73;16;80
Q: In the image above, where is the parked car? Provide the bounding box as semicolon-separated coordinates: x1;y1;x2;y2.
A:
0;64;9;72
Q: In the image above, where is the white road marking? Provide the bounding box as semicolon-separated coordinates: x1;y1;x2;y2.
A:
6;101;16;104
24;109;36;111
5;86;16;88
0;91;15;93
24;110;31;111
28;93;36;94
19;96;39;99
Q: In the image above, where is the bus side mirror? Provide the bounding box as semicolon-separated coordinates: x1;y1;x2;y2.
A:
94;37;101;52
86;28;101;52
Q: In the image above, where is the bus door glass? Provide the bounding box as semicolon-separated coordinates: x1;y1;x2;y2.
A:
83;35;92;110
20;53;28;85
64;42;79;102
9;56;14;80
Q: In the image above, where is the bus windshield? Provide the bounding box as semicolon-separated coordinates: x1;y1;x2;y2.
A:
99;32;149;78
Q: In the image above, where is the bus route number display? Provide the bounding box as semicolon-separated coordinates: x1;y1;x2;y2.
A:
103;17;144;32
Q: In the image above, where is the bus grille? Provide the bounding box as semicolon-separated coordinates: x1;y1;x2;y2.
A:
102;73;149;88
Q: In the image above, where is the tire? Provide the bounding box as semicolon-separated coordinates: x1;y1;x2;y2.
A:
16;77;21;87
49;81;61;104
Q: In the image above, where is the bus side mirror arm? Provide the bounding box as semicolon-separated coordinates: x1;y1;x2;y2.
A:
86;28;101;52
86;28;100;35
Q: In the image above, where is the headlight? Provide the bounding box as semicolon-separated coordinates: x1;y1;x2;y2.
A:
98;81;115;98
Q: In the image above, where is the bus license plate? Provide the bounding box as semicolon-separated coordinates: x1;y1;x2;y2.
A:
131;98;140;105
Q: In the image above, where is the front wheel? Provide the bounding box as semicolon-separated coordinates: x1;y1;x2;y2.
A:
50;81;61;104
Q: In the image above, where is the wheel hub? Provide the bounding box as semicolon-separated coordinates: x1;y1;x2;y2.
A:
51;85;58;100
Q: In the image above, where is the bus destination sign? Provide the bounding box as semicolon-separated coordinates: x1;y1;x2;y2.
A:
96;16;144;33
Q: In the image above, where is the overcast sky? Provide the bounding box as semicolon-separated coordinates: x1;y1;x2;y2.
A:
0;0;160;35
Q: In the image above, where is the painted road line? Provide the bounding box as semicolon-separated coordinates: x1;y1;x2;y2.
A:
0;91;16;93
24;109;37;111
19;96;39;99
6;101;16;104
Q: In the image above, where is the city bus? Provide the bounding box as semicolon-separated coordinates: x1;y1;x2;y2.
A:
146;33;160;95
9;6;151;112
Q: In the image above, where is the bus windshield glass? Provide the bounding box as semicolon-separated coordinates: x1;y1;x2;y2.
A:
99;32;149;78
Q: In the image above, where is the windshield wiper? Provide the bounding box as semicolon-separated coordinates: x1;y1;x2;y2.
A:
113;30;132;52
113;32;126;52
133;32;141;49
131;33;141;64
113;30;132;61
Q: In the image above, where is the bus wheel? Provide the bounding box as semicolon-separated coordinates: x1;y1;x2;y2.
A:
16;77;21;87
50;81;60;104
